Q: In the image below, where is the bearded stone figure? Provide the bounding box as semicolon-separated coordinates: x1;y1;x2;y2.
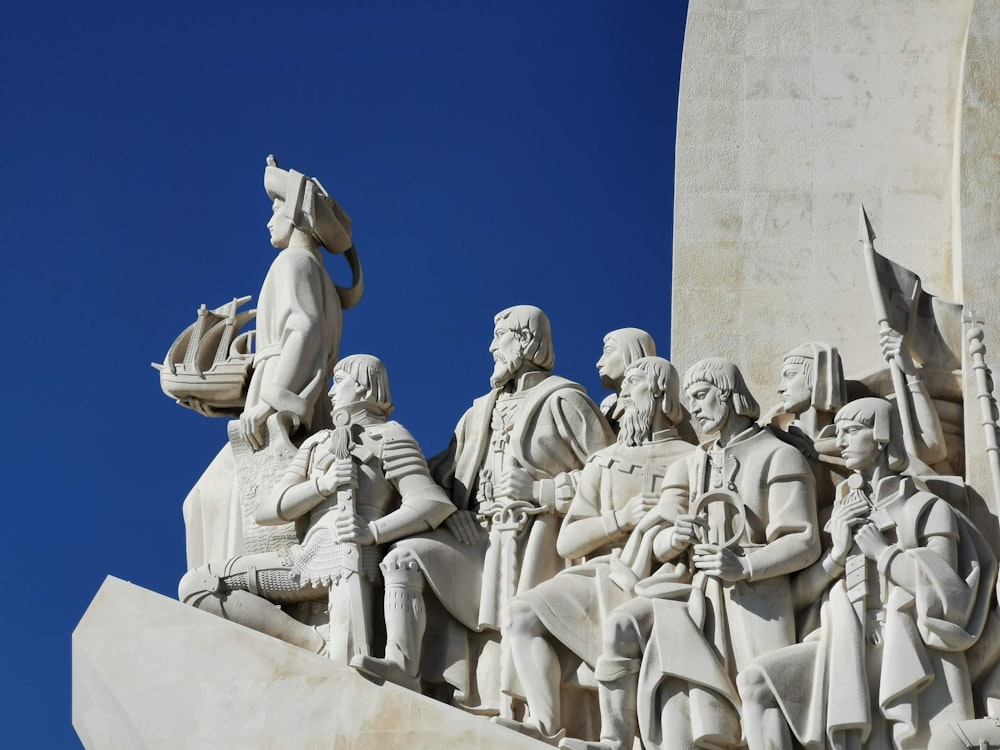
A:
499;356;696;744
352;305;613;713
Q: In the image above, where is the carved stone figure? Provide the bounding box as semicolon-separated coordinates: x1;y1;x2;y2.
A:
576;358;820;750
500;356;696;743
738;397;996;750
596;328;656;433
771;341;850;510
239;155;364;452
352;305;613;708
177;354;454;661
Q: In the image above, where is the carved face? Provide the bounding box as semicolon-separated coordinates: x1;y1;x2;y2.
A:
835;418;880;472
685;380;729;434
489;324;526;388
618;366;656;446
329;369;367;410
777;359;812;415
597;337;626;390
267;198;295;249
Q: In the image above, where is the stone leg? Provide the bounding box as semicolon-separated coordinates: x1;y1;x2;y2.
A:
505;597;563;737
178;552;326;654
737;664;794;750
350;549;424;692
560;598;650;750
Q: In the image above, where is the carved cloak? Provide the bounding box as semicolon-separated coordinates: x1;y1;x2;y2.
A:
636;425;820;750
749;479;996;750
246;245;342;434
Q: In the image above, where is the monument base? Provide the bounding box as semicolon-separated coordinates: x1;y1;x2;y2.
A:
72;576;545;749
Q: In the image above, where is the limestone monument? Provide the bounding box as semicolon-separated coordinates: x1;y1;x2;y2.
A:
75;3;1000;749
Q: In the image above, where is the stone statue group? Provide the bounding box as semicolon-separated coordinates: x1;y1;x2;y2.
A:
158;159;1000;750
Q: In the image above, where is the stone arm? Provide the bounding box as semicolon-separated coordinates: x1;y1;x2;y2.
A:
744;464;820;582
256;435;332;525
557;459;621;559
881;328;947;467
530;389;614;515
370;431;456;544
650;459;693;564
880;500;958;596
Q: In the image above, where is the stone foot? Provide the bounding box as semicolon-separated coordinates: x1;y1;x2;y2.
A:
491;716;565;746
350;654;420;693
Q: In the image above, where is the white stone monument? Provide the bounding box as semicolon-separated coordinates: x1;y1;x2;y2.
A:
74;5;1000;748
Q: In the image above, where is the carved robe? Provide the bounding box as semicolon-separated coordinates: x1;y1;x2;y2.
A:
516;431;696;666
637;424;820;750
246;244;342;435
747;477;995;750
392;371;612;705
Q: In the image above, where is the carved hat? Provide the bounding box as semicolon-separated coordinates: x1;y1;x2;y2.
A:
264;155;353;254
782;341;847;413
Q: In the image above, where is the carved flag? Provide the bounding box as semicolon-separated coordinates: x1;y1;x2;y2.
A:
868;249;964;372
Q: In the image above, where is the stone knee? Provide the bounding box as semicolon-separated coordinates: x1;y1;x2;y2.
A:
736;663;777;711
601;609;644;661
178;563;223;608
506;597;545;638
380;547;425;590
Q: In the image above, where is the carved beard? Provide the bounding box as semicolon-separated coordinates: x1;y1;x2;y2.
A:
618;391;656;447
491;352;524;388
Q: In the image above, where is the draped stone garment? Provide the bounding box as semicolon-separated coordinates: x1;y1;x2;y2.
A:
518;435;696;666
637;425;820;750
749;479;996;750
400;374;613;631
246;245;342;434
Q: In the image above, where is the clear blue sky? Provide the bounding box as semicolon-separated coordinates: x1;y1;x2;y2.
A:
0;2;688;745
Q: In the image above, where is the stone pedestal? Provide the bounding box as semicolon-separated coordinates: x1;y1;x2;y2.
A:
73;577;545;749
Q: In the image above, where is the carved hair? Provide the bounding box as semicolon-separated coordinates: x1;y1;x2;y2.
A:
604;328;656;368
834;397;908;472
782;342;847;413
494;305;555;371
332;354;394;417
626;356;682;426
682;358;760;420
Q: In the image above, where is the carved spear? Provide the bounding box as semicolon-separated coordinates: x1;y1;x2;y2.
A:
964;318;1000;513
858;204;920;462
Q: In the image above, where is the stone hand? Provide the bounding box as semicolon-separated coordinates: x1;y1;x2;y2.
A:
494;467;534;501
446;509;482;545
617;494;658;530
240;403;276;452
692;543;748;582
829;495;871;564
184;398;228;418
669;513;705;552
879;327;917;377
854;522;890;561
316;458;356;496
335;511;375;546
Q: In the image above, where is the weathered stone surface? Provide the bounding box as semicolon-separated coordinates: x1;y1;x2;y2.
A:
72;577;545;750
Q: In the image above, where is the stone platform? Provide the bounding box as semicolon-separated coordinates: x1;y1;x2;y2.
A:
72;577;545;749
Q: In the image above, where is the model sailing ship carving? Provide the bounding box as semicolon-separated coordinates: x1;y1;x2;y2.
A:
152;296;257;416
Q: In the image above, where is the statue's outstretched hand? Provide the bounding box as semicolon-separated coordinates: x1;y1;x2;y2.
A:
240;403;275;451
692;543;748;582
446;509;481;545
879;327;917;377
335;511;375;546
316;458;356;496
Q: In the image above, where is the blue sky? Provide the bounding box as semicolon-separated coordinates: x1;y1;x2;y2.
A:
0;2;688;745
